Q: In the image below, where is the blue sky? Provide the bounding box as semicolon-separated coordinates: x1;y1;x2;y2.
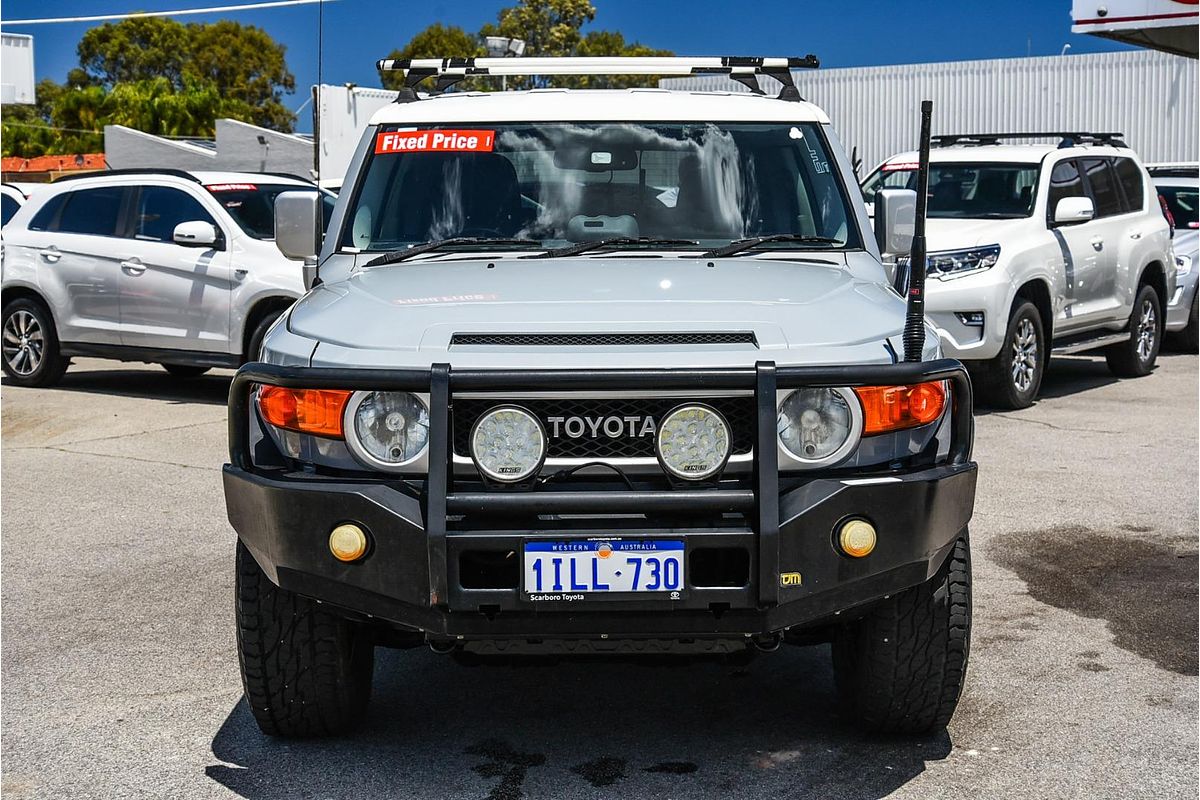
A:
2;0;1132;132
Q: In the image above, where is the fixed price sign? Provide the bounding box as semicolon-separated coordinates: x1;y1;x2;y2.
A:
375;129;496;154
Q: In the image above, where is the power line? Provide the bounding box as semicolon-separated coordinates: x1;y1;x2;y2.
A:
0;0;335;26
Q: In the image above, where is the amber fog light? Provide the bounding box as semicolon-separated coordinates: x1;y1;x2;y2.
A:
329;523;369;562
837;519;877;558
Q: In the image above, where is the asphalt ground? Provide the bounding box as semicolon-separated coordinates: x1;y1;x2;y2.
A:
1;353;1197;800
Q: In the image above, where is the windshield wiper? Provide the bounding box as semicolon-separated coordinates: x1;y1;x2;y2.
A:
364;237;538;267
526;237;698;259
702;234;842;258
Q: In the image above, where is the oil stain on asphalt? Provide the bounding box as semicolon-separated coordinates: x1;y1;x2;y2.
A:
991;526;1198;675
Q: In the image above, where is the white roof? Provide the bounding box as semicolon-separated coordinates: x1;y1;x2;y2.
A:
191;171;313;186
880;143;1130;167
368;88;831;126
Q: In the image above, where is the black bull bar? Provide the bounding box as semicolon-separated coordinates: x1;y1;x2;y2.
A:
227;359;974;609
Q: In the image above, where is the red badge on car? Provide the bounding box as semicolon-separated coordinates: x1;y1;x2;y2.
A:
375;130;496;154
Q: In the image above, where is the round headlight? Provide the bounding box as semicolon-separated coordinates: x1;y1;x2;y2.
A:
470;406;546;483
346;391;430;469
777;388;860;466
655;404;731;481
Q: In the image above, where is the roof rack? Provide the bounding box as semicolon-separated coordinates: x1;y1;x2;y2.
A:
931;132;1127;149
53;167;201;184
375;55;820;102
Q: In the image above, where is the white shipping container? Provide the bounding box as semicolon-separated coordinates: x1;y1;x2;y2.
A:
662;51;1198;175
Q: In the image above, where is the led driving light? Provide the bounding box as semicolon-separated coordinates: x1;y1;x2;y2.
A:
927;244;1001;278
837;518;877;558
346;391;430;469
655;404;731;481
470;406;546;483
329;523;369;562
777;388;860;466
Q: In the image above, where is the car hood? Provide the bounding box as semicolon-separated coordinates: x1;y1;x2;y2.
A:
289;256;914;369
924;218;1028;252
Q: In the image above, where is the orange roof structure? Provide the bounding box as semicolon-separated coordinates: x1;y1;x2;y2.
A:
1;154;107;174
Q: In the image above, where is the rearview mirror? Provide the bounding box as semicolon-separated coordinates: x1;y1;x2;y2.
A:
1053;196;1095;226
873;188;916;257
274;191;322;261
173;220;221;249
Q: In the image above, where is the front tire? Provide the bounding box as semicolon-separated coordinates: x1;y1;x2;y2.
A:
833;536;971;735
245;310;284;364
978;300;1044;409
1;298;68;388
235;541;374;737
1106;284;1161;377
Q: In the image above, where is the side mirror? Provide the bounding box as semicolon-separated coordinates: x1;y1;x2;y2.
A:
873;188;916;257
274;191;322;261
173;220;221;248
1053;196;1095;226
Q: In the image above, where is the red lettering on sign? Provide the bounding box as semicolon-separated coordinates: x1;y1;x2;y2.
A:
206;183;257;192
375;130;496;154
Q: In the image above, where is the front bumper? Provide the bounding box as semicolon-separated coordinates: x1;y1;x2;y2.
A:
223;360;977;640
1166;271;1198;331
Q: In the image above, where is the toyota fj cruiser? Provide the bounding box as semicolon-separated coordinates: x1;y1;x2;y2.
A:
223;57;977;738
861;133;1175;409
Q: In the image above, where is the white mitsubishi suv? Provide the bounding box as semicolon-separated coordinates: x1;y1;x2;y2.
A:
1;169;334;386
862;133;1174;408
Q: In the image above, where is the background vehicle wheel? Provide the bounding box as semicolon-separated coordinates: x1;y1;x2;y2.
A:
235;540;374;737
1166;293;1198;353
1;298;68;388
161;364;210;378
1106;284;1161;377
832;535;971;735
978;300;1044;410
245;310;283;363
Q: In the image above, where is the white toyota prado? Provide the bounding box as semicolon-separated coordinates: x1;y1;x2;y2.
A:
862;133;1174;409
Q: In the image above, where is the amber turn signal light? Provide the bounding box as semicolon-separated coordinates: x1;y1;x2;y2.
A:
853;381;947;435
258;386;352;438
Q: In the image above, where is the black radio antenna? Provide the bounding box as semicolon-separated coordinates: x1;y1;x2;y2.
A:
903;100;933;362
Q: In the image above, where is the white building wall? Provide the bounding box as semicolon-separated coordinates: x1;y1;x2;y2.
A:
662;51;1198;174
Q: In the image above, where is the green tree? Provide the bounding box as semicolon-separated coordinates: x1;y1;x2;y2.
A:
76;17;192;88
75;17;295;130
379;24;486;92
384;0;672;93
185;21;296;130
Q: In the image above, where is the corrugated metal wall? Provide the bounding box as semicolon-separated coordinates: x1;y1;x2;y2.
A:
662;51;1197;174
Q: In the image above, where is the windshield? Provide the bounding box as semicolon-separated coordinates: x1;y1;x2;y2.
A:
206;183;336;239
1159;185;1198;230
862;162;1039;219
341;122;858;252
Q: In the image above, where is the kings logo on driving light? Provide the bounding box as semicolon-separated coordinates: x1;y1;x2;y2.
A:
375;129;496;154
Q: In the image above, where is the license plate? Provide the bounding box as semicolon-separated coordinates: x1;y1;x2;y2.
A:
523;540;685;600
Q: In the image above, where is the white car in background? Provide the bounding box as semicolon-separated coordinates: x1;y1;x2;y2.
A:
1;182;41;228
0;169;334;386
862;133;1174;409
1149;163;1198;350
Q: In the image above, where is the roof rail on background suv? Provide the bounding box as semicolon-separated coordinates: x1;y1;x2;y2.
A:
931;132;1128;149
52;167;201;184
375;55;820;102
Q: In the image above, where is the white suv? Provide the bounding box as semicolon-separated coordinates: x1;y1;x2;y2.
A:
862;133;1174;408
0;169;334;386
